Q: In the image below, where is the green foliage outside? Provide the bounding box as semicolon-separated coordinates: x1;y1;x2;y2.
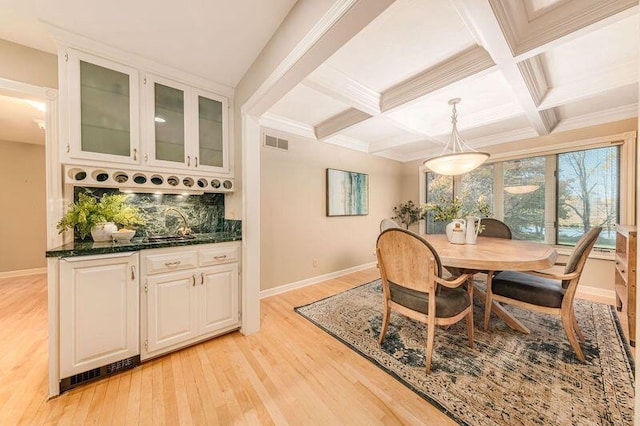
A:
57;192;146;239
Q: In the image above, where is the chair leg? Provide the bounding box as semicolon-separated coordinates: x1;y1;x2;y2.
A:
378;303;391;345
572;311;585;342
561;311;585;362
425;317;436;374
466;309;474;349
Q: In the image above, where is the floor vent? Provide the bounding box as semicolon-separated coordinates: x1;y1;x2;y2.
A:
265;135;289;150
60;355;140;394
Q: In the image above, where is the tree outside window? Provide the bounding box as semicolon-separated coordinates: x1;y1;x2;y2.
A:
503;157;546;242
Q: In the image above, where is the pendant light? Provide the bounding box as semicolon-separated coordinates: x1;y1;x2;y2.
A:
504;160;540;195
423;98;490;176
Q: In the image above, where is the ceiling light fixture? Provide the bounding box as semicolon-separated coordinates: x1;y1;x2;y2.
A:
504;160;539;195
504;185;539;194
422;98;490;176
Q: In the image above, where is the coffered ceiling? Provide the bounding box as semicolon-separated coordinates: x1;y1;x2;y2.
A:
262;0;639;162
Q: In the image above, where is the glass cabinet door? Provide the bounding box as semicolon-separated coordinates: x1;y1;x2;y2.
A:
80;61;131;156
195;90;228;173
68;50;139;163
154;82;186;164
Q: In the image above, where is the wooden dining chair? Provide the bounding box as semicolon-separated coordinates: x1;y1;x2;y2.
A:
483;227;602;362
379;218;400;232
376;228;474;373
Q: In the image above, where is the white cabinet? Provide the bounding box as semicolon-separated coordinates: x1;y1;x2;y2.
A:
59;253;139;378
65;49;140;165
141;242;240;360
146;270;199;353
143;74;230;174
61;47;232;177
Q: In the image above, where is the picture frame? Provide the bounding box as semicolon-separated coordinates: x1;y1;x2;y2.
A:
326;168;369;216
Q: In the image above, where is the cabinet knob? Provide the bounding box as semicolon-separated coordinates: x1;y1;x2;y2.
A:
130;265;136;280
187;156;191;167
195;156;199;167
165;261;181;267
214;255;227;260
133;148;137;161
192;274;197;286
200;272;204;285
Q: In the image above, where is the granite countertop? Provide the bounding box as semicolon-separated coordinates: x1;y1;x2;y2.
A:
46;232;242;258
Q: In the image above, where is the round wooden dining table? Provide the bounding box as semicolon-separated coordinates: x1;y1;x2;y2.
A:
421;234;559;333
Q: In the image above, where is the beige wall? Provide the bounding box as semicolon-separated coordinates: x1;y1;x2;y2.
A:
260;129;403;290
0;140;46;273
0;38;57;88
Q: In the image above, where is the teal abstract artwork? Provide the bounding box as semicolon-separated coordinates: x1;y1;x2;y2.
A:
326;168;369;216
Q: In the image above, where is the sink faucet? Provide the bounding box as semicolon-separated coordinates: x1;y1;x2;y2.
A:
164;207;192;236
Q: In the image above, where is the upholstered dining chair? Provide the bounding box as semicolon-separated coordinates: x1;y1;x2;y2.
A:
379;218;400;232
483;227;602;362
480;218;512;239
376;228;474;373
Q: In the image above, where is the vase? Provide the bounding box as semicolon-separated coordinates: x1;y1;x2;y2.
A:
445;219;466;244
91;222;118;242
465;216;480;244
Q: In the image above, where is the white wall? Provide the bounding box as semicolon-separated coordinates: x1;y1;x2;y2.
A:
0;38;57;88
260;129;403;291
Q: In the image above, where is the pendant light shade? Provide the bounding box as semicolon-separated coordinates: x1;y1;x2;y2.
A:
423;98;489;176
504;184;539;194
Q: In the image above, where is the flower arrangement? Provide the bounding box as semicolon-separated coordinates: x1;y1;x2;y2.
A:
57;192;146;239
422;195;491;222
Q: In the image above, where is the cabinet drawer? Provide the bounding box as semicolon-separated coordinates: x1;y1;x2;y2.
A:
145;250;198;275
199;244;239;267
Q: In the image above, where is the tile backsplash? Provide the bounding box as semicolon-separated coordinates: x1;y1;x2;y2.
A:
73;187;240;241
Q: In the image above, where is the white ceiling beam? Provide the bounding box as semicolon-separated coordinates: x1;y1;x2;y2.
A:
553;103;638;133
452;0;557;135
516;56;549;107
244;0;397;117
380;46;496;112
539;64;639;110
314;108;372;139
489;0;638;60
303;65;381;115
368;134;435;154
259;112;316;140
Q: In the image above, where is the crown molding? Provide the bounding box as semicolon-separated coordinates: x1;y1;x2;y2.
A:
553;104;638;133
315;108;372;139
489;0;638;59
43;23;235;98
303;65;380;115
373;150;407;162
380;46;496;112
538;62;639;110
259;113;316;140
517;56;549;106
323;134;369;152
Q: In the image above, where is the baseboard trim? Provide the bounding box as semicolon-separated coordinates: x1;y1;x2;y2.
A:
0;267;48;279
260;262;377;299
576;285;617;306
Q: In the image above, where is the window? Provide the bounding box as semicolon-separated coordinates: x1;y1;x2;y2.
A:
423;145;623;249
503;157;546;242
557;146;619;248
425;172;453;234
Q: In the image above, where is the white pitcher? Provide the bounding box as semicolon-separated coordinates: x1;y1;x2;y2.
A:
465;216;481;244
446;219;466;244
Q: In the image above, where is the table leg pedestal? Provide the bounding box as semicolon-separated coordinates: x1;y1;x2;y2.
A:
473;286;530;334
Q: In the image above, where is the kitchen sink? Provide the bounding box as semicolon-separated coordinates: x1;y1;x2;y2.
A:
145;234;197;242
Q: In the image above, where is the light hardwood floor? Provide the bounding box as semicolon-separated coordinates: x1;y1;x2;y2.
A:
0;269;632;425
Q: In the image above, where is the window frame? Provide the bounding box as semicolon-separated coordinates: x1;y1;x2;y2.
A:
419;131;637;257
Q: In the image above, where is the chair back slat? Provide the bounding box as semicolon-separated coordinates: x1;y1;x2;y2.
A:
377;229;441;294
563;227;602;289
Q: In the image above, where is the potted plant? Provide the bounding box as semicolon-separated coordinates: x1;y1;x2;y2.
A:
57;192;146;241
392;200;422;229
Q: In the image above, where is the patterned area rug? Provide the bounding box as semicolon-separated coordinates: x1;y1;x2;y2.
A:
295;279;635;425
